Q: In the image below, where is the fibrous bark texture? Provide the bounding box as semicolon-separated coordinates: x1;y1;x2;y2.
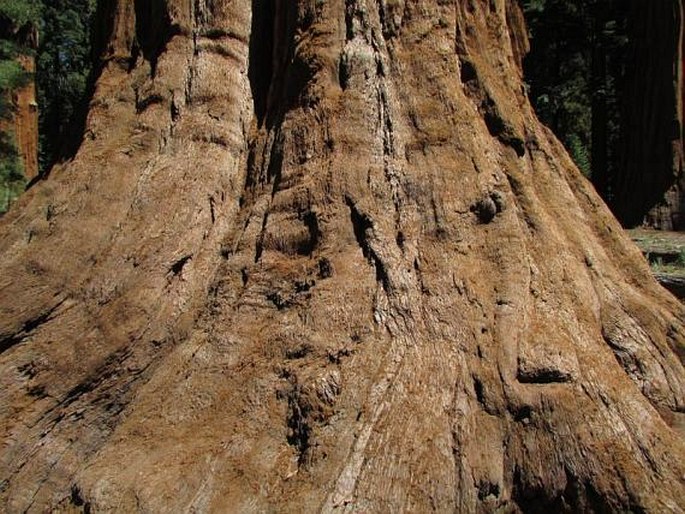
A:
0;1;684;512
615;0;684;229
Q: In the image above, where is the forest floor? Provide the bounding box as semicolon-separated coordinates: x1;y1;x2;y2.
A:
629;228;685;299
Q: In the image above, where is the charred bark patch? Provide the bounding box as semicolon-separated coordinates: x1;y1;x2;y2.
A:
135;93;165;113
477;480;500;501
317;257;333;278
61;346;133;407
460;59;478;84
286;385;313;465
512;404;533;424
285;344;312;360
283;52;316;112
0;299;65;355
168;255;192;277
472;375;500;415
473;376;486;406
266;291;292;310
473;196;497;224
282;372;340;467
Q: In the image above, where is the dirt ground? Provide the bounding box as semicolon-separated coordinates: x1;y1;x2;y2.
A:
629;228;685;274
630;228;685;299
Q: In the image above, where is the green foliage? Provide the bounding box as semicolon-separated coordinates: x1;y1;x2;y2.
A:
0;53;30;120
523;0;593;172
0;0;96;210
0;0;41;28
0;58;27;95
37;0;96;172
0;0;39;213
0;2;36;118
566;133;591;176
522;0;546;14
523;0;627;184
0;129;26;212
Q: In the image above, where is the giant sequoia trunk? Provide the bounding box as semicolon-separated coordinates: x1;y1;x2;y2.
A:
0;1;684;512
614;0;684;229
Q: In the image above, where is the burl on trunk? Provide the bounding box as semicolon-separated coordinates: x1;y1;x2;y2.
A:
0;1;683;512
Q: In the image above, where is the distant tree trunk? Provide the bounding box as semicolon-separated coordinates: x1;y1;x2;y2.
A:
0;22;39;181
12;52;39;181
615;0;684;229
0;1;683;512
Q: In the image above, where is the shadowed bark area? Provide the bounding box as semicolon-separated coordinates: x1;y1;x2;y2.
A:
0;1;683;512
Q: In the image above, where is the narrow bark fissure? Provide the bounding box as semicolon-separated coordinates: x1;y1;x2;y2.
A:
345;196;392;293
185;34;197;106
209;195;216;224
254;211;269;263
267;131;285;191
